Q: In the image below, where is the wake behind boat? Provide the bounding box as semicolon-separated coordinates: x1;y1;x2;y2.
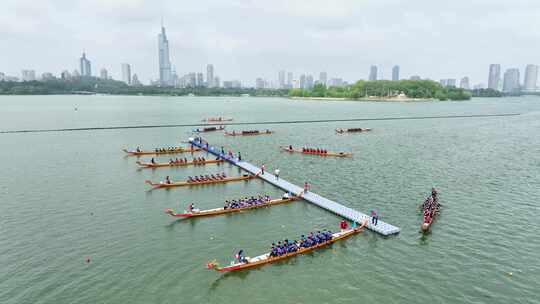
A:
207;220;367;272
136;157;223;169
165;194;298;218
145;173;254;189
280;145;352;157
123;146;201;156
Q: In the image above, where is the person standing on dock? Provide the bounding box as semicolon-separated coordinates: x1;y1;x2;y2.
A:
274;168;280;180
237;152;242;161
221;146;225;155
304;182;310;193
261;164;265;175
370;210;379;226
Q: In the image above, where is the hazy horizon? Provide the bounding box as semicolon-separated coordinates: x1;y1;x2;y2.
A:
2;0;540;85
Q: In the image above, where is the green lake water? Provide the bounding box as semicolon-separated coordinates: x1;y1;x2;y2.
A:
0;95;539;304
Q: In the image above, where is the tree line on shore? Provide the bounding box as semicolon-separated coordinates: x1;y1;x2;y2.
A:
290;80;472;100
0;77;512;100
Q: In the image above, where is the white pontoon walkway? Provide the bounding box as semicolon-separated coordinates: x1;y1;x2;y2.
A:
189;138;400;236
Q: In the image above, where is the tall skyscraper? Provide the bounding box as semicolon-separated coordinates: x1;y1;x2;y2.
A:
196;72;204;87
460;77;470;90
369;65;378;81
392;65;400;81
214;76;220;88
121;63;131;85
306;75;314;89
447;79;457;87
278;70;286;89
523;64;538;91
488;64;501;90
319;72;327;86
79;53;91;77
21;70;36;81
206;64;214;88
299;74;306;89
100;68;108;80
287;72;293;88
158;24;172;86
503;68;520;92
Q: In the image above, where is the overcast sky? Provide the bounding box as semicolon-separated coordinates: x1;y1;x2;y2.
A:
1;0;540;85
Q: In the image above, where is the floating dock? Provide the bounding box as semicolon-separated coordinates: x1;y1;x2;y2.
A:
189;138;400;236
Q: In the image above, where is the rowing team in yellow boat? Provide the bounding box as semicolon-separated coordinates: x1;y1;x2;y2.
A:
154;146;192;153
156;156;208;165
235;227;337;263
224;194;272;209
187;173;227;183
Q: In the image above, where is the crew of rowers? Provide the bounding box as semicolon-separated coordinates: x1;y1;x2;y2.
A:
148;157;208;165
223;195;271;209
336;128;369;133
422;187;440;224
153;146;190;153
302;147;328;154
167;156;206;164
268;230;334;257
187;172;227;183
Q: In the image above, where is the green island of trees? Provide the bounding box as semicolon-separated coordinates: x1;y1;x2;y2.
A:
290;80;472;101
1;77;472;101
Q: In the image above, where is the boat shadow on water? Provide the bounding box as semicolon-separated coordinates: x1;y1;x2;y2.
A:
164;216;201;230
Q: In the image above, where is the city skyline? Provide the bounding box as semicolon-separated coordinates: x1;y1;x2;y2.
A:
2;0;540;85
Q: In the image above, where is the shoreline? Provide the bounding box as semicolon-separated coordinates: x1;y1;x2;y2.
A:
289;96;435;102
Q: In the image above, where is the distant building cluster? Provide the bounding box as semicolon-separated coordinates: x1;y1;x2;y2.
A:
2;22;538;95
488;64;538;93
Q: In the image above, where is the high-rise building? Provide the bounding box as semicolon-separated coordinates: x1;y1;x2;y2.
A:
0;72;5;81
369;65;378;81
447;79;456;87
523;64;538;91
319;72;327;86
410;75;421;80
503;68;520;92
132;74;141;86
306;75;314;89
196;73;204;87
61;70;71;80
278;70;286;89
79;53;91;77
206;64;214;88
100;68;108;80
214;76;220;88
158;25;172;86
488;64;501;90
255;78;265;89
328;78;344;87
440;79;448;87
41;73;54;80
299;74;306;89
21;70;36;81
392;65;400;81
287;72;293;88
121;64;131;85
460;77;470;90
